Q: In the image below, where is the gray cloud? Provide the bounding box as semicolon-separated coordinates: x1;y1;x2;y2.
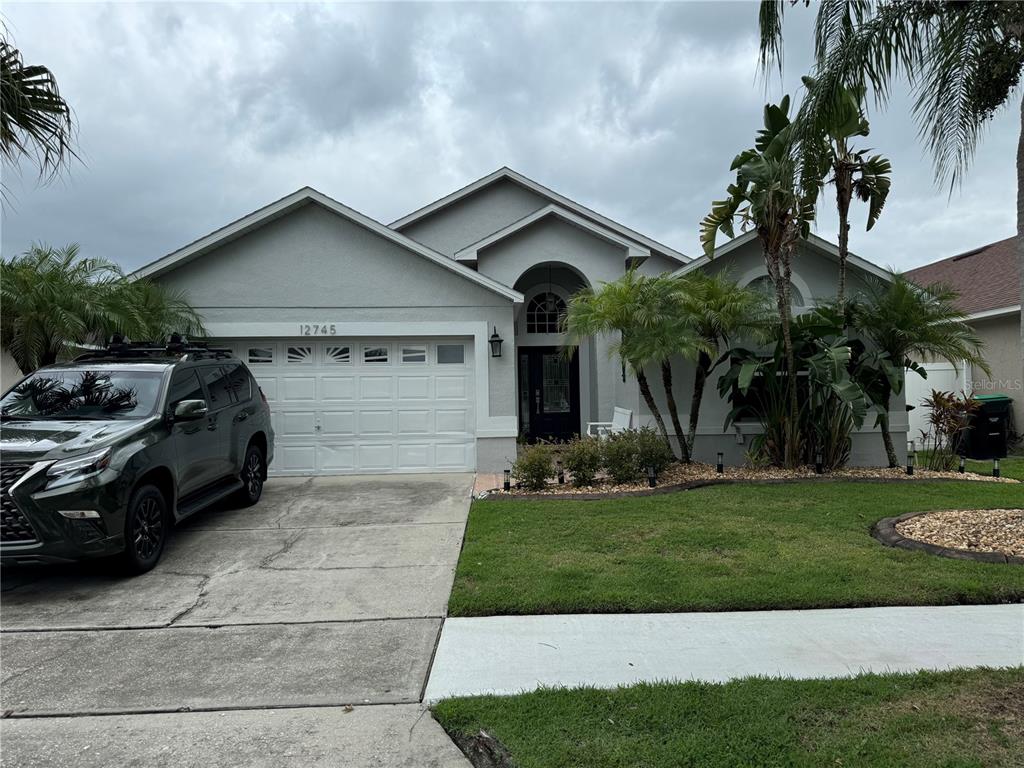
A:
1;2;1017;274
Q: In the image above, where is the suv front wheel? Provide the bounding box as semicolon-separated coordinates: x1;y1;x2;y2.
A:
119;484;168;575
237;443;265;507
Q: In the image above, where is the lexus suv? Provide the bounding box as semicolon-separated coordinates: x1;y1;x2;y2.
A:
0;339;274;573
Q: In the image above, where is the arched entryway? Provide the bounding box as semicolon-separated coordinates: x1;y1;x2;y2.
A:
513;263;591;442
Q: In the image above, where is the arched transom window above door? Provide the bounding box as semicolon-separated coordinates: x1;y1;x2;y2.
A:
746;275;805;308
526;292;566;334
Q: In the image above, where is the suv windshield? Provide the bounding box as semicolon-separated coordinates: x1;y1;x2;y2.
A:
1;369;165;420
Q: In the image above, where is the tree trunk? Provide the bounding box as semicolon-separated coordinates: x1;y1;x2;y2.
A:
636;367;673;455
660;360;689;462
877;379;899;468
687;351;712;451
835;163;853;311
777;244;801;469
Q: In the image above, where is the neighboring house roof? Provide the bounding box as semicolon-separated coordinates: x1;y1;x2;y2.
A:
132;187;524;303
453;204;651;264
670;230;895;283
389;167;690;265
905;235;1021;318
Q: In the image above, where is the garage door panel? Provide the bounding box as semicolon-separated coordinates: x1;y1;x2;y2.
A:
397;376;431;400
226;337;476;475
318;444;356;471
397;409;431;435
321;376;355;401
321;410;355;436
280;411;316;436
358;443;395;470
281;376;316;402
435;376;468;399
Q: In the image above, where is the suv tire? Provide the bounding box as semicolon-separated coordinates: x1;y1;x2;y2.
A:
237;443;265;507
119;484;168;575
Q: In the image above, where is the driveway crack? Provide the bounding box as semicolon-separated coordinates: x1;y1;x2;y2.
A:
166;574;212;626
257;530;305;570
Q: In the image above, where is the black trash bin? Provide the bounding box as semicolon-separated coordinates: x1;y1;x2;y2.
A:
963;394;1014;460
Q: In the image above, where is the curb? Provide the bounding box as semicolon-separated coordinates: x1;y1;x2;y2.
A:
871;510;1024;565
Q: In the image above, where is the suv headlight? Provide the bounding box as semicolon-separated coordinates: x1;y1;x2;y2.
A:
46;448;113;489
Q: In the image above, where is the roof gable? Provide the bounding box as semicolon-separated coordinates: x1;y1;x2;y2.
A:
133;188;522;302
390;167;690;265
906;236;1020;316
671;230;894;284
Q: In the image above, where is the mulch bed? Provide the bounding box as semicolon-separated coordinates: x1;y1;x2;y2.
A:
480;461;1018;500
873;510;1024;565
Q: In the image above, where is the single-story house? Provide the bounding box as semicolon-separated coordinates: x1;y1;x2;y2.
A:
906;236;1023;439
135;167;907;474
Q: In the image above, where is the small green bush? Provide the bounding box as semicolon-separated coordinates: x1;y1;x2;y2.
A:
602;430;644;484
634;426;674;475
511;443;554;491
561;436;604;487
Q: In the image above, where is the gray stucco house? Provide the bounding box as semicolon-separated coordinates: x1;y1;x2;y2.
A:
137;167;906;475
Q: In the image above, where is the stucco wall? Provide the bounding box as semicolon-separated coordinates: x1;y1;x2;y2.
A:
970;313;1024;434
398;178;548;257
1;347;24;393
155;202;518;422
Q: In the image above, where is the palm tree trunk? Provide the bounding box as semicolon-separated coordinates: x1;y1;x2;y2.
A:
777;247;801;469
687;351;712;451
878;380;899;468
636;367;673;454
835;164;853;310
660;360;689;462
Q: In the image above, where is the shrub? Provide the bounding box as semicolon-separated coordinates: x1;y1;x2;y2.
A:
634;426;674;475
602;430;644;485
511;443;554;491
919;390;977;471
561;436;604;487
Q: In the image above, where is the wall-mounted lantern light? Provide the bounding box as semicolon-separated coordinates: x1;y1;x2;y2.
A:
489;326;503;358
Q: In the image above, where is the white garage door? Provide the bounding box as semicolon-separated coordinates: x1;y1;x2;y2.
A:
222;338;476;475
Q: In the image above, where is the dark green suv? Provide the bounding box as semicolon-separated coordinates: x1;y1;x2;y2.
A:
0;340;274;573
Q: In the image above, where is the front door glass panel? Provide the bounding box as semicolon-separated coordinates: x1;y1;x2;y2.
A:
541;354;570;413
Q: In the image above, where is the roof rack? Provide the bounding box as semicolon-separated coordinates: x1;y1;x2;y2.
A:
72;334;234;362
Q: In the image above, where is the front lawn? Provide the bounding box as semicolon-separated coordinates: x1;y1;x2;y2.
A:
449;481;1024;616
433;668;1024;768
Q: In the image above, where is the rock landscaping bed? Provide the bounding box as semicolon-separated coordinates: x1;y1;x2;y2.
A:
897;509;1024;558
481;461;1018;498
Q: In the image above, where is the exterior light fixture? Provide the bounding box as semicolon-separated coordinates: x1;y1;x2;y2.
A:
815;450;823;475
557;460;565;485
958;455;966;474
647;465;657;488
488;326;503;358
716;452;724;474
906;441;915;476
503;468;511;491
993;458;1000;478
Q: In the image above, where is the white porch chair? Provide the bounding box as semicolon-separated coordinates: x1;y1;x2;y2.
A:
586;407;633;438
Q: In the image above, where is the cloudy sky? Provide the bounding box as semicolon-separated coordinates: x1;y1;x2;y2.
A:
2;2;1018;274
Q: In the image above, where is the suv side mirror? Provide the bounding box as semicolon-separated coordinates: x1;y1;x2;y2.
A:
172;399;208;421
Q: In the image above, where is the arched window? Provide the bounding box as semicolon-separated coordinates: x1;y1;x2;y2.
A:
526;292;566;333
747;275;805;308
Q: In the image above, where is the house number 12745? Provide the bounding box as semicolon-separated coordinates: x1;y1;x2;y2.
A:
299;324;337;336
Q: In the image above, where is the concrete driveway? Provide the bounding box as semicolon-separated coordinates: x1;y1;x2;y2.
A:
0;474;473;767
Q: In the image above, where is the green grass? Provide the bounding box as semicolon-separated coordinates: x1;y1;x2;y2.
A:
449;481;1024;616
967;455;1024;481
433;668;1024;768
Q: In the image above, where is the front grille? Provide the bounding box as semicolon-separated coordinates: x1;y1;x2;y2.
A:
1;463;39;544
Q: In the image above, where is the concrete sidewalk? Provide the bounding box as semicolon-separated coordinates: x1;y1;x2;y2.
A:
424;604;1024;702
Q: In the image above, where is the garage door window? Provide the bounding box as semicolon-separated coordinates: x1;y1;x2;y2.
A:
401;345;427;363
363;345;389;364
287;346;313;364
325;345;351;364
248;347;274;365
437;344;464;364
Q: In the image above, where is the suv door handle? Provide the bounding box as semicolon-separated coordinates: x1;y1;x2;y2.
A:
235;411;248;422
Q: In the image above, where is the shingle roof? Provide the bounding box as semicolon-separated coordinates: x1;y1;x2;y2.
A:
905;236;1021;315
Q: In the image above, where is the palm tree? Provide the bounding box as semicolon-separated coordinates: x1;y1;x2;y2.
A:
758;1;1024;380
563;270;703;460
851;275;988;467
1;244;205;373
801;76;892;308
676;270;772;452
1;34;76;181
701;95;819;468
